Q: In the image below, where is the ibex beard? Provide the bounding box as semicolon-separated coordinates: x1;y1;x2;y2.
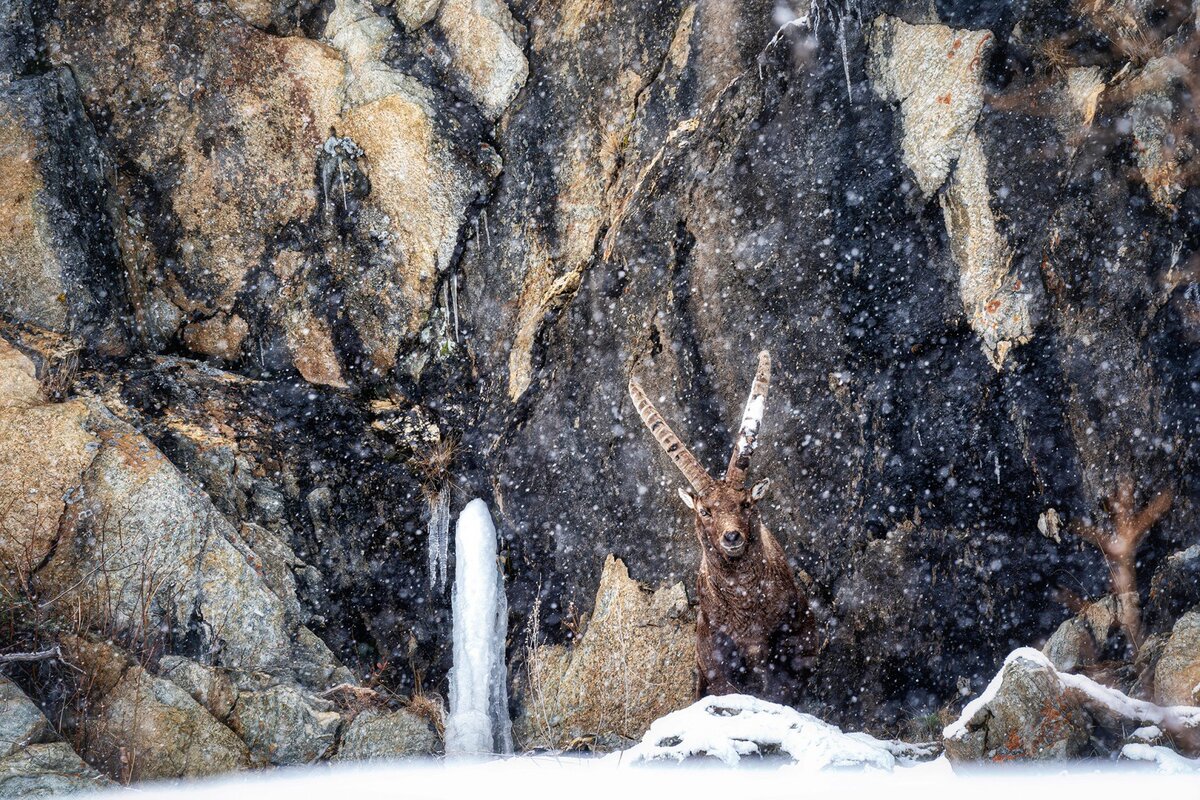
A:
629;351;819;707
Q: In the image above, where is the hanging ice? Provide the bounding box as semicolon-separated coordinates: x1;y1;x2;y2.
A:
427;487;450;592
444;498;513;756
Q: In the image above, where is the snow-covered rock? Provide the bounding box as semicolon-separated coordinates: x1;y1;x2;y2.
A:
620;694;900;771
945;647;1200;762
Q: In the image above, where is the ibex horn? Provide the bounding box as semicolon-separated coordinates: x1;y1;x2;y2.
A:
726;351;771;485
628;377;715;495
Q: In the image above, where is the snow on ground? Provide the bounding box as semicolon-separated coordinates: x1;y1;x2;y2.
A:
1121;743;1200;774
75;756;1198;800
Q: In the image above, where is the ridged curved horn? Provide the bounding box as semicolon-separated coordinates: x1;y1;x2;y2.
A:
726;351;771;485
628;377;715;495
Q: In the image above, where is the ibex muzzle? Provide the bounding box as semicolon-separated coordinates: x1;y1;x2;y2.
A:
630;352;818;705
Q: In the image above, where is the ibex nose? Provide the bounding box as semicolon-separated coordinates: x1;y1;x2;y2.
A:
723;531;742;545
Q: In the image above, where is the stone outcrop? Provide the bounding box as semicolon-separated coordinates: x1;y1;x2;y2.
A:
945;648;1200;763
230;682;342;766
1156;610;1200;707
336;709;438;760
0;676;111;797
65;637;251;781
516;556;695;750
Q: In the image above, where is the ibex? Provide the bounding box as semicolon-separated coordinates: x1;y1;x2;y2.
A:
629;352;818;705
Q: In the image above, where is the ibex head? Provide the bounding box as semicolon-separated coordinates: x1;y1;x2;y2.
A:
629;352;773;561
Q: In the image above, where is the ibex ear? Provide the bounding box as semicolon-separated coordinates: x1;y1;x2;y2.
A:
751;478;771;501
677;487;696;509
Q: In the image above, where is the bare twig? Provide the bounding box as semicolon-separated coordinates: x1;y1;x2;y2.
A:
0;645;61;663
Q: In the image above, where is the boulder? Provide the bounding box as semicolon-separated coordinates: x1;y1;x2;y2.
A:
515;555;695;750
945;648;1200;763
0;675;111;796
1156;610;1200;707
336;709;438;760
230;683;342;765
65;637;250;781
0;676;54;759
158;656;239;722
1041;595;1120;674
0;742;112;798
944;649;1093;761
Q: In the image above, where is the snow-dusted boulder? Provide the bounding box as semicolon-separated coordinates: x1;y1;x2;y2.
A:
945;648;1200;763
620;694;912;771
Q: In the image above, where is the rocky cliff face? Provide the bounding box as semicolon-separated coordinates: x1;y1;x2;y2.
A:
0;0;1197;776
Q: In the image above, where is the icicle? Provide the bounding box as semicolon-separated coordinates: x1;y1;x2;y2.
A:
444;499;513;757
427;486;450;592
837;15;853;102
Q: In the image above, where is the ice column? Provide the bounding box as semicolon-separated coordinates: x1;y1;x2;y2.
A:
444;499;513;756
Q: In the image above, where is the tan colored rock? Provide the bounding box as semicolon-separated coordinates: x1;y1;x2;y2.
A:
516;555;695;750
181;313;249;361
435;0;528;121
66;637;250;781
0;371;97;592
393;0;442;30
225;0;274;28
868;15;1033;369
1155;610;1200;706
0;337;40;408
867;16;991;196
284;301;347;388
941;132;1035;369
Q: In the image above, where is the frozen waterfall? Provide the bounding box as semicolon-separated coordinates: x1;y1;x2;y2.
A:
444;498;513;757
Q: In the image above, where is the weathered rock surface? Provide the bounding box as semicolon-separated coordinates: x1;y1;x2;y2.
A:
1156;610;1200;707
1042;595;1120;674
158;656;239;722
65;637;250;781
0;676;108;797
516;555;694;750
336;708;437;760
0;69;125;352
231;682;342;766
